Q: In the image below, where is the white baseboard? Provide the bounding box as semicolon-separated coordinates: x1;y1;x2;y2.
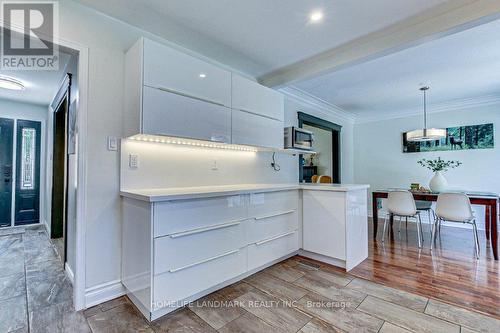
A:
65;263;75;285
85;280;126;308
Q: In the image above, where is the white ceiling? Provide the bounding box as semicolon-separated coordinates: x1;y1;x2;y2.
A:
0;52;71;106
75;0;446;76
293;18;500;121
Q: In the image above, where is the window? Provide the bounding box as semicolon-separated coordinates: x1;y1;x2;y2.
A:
20;127;36;190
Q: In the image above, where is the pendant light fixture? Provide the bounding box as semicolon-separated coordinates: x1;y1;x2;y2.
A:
406;86;446;142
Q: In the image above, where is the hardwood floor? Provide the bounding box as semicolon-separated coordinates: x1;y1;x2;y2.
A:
349;218;500;319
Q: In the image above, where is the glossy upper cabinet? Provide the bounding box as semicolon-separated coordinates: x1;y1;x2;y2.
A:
124;38;232;140
143;39;231;107
143;86;231;142
125;37;285;148
232;74;284;121
231;109;283;148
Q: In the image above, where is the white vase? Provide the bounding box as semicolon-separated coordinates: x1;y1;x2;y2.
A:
429;171;448;193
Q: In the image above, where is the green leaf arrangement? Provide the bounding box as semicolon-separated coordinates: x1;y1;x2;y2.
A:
417;157;462;173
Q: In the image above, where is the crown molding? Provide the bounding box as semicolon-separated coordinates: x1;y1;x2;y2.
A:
280;86;356;123
355;94;500;124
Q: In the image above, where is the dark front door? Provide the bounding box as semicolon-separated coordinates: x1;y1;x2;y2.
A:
15;120;41;226
0;118;14;227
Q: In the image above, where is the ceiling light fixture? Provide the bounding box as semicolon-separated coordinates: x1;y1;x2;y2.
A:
406;86;446;142
199;73;206;78
309;11;323;22
0;76;25;90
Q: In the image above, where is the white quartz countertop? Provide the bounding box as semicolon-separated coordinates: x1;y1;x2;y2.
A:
120;183;370;202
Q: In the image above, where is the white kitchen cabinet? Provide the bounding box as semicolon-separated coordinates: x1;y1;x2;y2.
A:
143;39;231;107
153;248;246;312
124;38;231;140
231;109;283;148
142;86;231;142
153;195;246;237
247;231;299;271
124;38;285;149
302;188;368;271
232;74;284;121
303;190;346;260
122;189;299;321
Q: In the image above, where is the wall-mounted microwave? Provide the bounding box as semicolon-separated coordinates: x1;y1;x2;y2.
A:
284;127;314;150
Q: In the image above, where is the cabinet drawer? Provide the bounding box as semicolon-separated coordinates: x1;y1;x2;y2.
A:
153;248;246;310
247;210;298;245
248;190;298;218
247;231;299;271
231;109;283;149
143;39;231;107
142;86;231;142
154;221;244;275
153;195;246;238
232;74;284;121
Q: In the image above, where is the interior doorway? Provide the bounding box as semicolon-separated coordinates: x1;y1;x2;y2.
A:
298;112;341;183
50;74;71;265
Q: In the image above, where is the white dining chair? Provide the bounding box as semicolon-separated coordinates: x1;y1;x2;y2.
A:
382;190;424;247
433;192;479;258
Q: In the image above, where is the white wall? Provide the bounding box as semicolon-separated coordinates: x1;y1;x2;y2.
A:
121;141;298;190
0;99;48;228
284;97;355;183
354;104;500;229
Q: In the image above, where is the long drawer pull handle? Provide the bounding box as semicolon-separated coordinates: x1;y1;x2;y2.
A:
169;249;240;273
169;220;243;238
255;231;296;246
151;85;228;108
254;209;296;220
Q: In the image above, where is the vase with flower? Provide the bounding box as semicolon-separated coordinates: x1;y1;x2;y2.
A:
417;157;462;192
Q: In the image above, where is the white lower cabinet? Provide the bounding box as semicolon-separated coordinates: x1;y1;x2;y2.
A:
153;248;246;311
122;190;299;320
302;189;368;271
154;220;245;275
247;230;299;271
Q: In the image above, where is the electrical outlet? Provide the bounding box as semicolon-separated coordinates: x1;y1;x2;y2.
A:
129;154;139;169
211;160;218;171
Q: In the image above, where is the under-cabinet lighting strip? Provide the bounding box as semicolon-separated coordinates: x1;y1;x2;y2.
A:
127;134;258;152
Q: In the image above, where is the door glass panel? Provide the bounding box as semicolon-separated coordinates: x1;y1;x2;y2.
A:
20;128;36;190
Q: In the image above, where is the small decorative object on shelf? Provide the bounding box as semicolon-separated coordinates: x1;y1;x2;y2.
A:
410;183;420;191
417;157;462;192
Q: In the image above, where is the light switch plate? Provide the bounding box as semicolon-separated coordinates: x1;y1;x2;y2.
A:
129;154;138;169
108;136;118;151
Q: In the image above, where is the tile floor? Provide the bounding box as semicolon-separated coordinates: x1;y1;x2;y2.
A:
1;227;499;333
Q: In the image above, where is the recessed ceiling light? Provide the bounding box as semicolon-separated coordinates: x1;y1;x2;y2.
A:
309;11;323;23
0;76;25;90
199;73;206;78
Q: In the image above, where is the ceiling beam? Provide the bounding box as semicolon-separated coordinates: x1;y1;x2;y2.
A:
259;0;500;88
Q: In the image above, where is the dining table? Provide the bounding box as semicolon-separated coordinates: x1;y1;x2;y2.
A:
371;189;499;260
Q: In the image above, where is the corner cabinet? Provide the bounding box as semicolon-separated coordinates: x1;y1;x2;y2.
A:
124;38;285;149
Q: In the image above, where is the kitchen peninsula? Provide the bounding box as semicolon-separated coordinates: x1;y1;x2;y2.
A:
121;183;369;320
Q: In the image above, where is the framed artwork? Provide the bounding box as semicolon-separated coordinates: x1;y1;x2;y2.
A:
403;123;494;153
